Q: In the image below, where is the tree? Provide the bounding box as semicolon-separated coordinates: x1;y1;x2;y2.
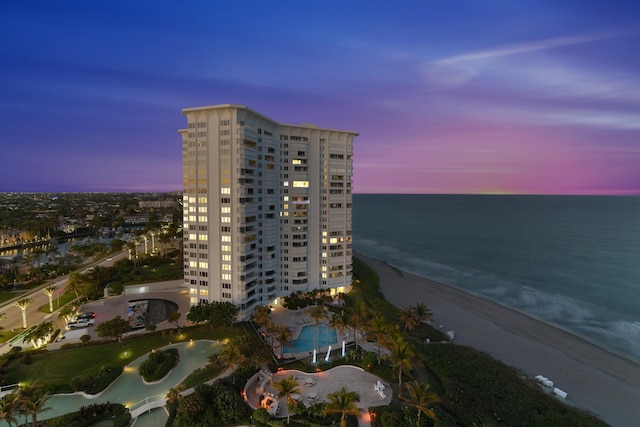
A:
0;393;20;427
368;313;388;365
214;342;246;370
12;297;33;328
167;310;181;329
58;303;78;323
388;338;416;397
399;306;419;332
324;387;360;427
96;315;130;343
329;313;346;339
166;386;184;406
252;305;271;329
41;285;58;312
403;381;441;426
273;375;300;424
275;323;293;358
307;305;324;352
17;382;51;427
186;302;239;330
414;302;432;324
66;273;85;302
24;321;54;349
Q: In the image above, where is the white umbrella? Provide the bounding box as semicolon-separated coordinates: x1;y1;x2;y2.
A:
312;349;317;364
325;346;332;361
342;340;346;357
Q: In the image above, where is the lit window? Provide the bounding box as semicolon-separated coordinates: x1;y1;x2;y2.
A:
222;273;231;280
198;261;208;269
199;216;207;222
221;235;231;242
322;252;327;258
221;207;231;213
222;264;231;271
189;260;197;267
221;245;231;251
198;197;207;203
198;235;208;241
293;181;309;188
283;181;289;187
189;215;196;222
190;288;197;294
200;289;209;296
221;216;231;223
221;187;231;194
222;254;231;261
190;297;198;304
189;233;196;240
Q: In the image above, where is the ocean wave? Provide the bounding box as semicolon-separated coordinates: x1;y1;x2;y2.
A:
574;320;640;358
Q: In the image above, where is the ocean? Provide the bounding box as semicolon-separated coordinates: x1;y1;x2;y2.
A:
352;194;640;359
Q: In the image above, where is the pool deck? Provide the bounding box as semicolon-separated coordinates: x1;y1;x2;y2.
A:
245;365;391;425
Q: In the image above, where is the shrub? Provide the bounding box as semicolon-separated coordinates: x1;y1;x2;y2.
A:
138;348;179;382
80;334;91;343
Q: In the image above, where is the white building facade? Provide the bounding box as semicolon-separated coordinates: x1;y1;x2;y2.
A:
180;104;357;318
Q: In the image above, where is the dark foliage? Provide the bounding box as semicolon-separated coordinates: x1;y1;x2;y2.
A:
138;348;179;382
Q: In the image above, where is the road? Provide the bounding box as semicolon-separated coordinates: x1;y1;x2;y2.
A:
0;250;128;346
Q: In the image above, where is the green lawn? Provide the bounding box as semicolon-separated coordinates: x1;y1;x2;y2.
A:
3;325;241;393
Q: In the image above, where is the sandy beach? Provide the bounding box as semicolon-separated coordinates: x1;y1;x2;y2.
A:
356;251;640;427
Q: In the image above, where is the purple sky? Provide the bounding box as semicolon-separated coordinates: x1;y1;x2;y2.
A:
1;1;639;194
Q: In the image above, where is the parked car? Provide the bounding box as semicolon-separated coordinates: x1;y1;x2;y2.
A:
76;312;96;320
66;318;95;330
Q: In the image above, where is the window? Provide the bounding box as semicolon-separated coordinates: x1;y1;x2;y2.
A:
221;235;231;242
293;181;309;188
222;273;231;280
221;206;231;213
222;283;231;289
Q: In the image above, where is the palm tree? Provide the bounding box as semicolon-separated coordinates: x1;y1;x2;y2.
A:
324;387;360;427
167;310;181;329
404;381;441;426
275;323;293;358
66;273;84;302
308;305;324;352
41;285;58;312
58;303;78;323
388;337;416;398
166;386;184;406
24;321;54;349
414;302;433;324
273;375;300;424
12;297;33;328
252;305;271;329
214;342;246;370
17;382;51;427
368;313;388;365
347;310;364;350
399;306;419;332
329;313;346;339
0;393;20;427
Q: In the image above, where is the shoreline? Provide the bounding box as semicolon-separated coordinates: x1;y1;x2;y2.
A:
355;251;640;427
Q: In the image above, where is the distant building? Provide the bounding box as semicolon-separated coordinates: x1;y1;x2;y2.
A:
179;104;357;318
138;200;178;209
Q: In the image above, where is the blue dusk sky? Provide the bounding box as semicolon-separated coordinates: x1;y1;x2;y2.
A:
1;0;639;194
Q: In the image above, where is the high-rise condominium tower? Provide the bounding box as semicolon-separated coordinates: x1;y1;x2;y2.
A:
180;104;357;319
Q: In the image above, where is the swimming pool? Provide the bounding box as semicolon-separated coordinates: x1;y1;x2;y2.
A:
284;323;338;354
